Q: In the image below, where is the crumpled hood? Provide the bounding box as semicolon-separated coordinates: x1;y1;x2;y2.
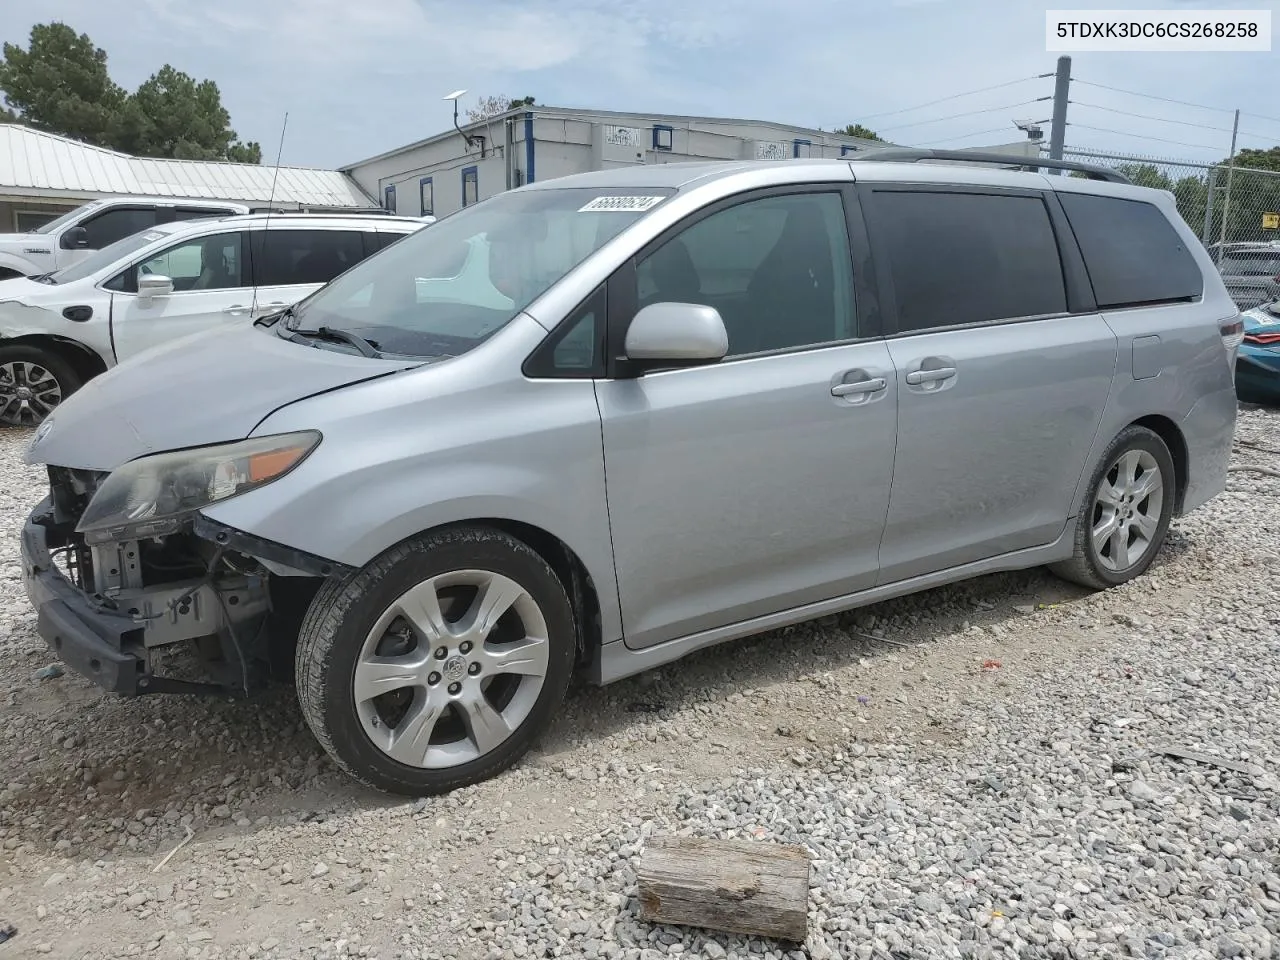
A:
25;322;423;471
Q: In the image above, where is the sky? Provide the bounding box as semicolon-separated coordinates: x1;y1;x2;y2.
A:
4;0;1279;170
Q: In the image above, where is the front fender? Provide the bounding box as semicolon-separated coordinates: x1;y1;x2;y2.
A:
0;251;40;276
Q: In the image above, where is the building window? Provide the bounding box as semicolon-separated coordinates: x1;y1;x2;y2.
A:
384;185;396;213
15;210;65;232
652;124;674;152
462;166;478;207
793;139;812;159
419;177;434;217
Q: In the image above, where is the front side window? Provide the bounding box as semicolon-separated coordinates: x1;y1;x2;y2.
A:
81;207;159;249
865;189;1067;332
635;191;855;355
287;187;674;358
136;232;245;291
254;230;366;286
49;230;170;286
34;201;105;235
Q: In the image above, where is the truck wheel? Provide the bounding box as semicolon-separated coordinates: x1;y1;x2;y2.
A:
295;525;576;796
1050;425;1175;590
0;345;82;427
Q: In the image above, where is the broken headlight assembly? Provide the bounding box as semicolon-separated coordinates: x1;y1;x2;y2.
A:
75;431;321;543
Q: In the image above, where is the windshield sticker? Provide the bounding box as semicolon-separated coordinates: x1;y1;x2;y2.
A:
578;195;666;213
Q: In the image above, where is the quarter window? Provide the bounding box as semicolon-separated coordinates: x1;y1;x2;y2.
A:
134;233;245;292
864;190;1067;332
634;191;856;355
1058;193;1203;308
253;230;367;286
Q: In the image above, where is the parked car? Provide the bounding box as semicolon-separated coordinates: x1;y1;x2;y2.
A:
0;213;428;425
1237;299;1280;403
0;197;251;280
20;154;1239;796
1213;241;1280;311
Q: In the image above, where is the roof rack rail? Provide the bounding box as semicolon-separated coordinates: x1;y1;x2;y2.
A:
849;148;1130;184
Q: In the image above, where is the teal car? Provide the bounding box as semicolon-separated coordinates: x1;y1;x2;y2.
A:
1237;301;1280;404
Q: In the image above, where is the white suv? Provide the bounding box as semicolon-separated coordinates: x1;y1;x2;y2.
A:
0;197;252;279
0;213;427;425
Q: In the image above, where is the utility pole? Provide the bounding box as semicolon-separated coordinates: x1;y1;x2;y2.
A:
1048;55;1071;174
1216;108;1240;264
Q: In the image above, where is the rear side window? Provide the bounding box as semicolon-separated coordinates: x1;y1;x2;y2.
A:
253;229;366;286
1058;193;1203;308
865;190;1067;332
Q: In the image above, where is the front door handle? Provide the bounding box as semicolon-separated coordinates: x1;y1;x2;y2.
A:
831;377;887;397
222;304;249;315
905;366;957;385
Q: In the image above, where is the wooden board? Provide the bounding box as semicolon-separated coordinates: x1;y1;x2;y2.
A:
635;835;810;942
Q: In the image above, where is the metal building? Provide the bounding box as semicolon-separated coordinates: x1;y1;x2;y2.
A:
342;104;1041;219
0;124;378;231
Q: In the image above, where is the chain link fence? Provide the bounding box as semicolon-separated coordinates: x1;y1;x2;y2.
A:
1055;147;1280;252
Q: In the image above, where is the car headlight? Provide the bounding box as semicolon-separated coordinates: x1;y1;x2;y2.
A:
76;431;321;540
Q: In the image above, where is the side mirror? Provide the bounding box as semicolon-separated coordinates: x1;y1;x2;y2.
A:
60;226;90;250
623;302;728;371
137;274;174;299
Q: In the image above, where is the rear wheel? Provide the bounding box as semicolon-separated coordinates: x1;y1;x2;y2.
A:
295;526;576;796
0;345;82;427
1050;426;1175;589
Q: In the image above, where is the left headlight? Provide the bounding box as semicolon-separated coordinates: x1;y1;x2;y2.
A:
76;431;321;538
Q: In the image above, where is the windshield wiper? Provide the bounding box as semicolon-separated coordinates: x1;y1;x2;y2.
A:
288;325;383;358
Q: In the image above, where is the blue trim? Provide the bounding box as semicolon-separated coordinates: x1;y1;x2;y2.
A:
524;111;535;184
792;138;812;158
461;165;478;207
383;184;396;211
418;176;433;216
652;124;674;151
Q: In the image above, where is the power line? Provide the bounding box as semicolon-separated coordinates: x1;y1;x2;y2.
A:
913;126;1020;146
1070;100;1234;134
879;98;1050;133
856;76;1045;123
1068;122;1227;152
1072;79;1235;116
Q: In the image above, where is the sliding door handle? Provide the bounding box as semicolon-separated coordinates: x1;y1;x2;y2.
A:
905;366;956;385
831;377;887;397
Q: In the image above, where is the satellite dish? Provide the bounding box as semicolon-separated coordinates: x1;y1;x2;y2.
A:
443;89;468;101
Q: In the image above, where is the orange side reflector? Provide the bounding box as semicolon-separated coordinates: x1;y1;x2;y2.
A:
248;447;305;483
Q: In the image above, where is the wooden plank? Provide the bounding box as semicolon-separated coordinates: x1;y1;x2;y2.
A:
1154;743;1274;784
635;835;810;942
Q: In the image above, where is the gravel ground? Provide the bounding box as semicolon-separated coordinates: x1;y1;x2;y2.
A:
1;406;1278;960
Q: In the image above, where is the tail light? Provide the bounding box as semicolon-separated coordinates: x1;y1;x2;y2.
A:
1244;332;1280;346
1221;317;1245;363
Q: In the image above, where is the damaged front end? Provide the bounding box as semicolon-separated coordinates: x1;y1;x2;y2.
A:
20;433;342;697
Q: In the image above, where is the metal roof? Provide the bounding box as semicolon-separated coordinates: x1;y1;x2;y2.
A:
0;125;377;208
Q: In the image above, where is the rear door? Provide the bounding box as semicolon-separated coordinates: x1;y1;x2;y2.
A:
107;230;252;361
861;183;1117;583
249;227;368;317
595;185;899;649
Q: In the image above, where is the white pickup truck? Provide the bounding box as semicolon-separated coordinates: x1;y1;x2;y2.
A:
0;197;250;279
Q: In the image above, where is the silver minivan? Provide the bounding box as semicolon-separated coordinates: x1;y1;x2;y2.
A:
20;153;1240;795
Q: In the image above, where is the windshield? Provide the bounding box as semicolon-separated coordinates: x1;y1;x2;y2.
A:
32;201;104;235
45;229;169;285
287;187;674;357
1221;252;1280;276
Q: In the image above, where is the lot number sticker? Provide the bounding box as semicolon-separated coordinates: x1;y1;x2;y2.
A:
578;196;665;213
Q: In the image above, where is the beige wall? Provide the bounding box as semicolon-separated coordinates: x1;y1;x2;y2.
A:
0;198;77;232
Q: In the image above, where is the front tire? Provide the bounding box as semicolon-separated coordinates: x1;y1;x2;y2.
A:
295;526;576;796
0;345;81;427
1050;425;1175;590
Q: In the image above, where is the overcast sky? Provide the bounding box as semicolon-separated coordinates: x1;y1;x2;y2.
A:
5;0;1278;170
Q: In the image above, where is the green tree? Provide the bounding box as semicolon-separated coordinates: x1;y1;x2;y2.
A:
0;22;261;163
839;123;883;142
124;65;261;162
1234;146;1280;173
0;22;125;147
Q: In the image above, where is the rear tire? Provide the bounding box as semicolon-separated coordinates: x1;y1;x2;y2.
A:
1050;425;1175;590
0;345;82;427
295;525;576;796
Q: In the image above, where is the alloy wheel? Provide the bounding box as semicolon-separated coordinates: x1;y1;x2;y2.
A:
0;361;63;426
1091;449;1164;573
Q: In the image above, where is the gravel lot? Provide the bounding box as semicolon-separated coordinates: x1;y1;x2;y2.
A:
1;407;1278;960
